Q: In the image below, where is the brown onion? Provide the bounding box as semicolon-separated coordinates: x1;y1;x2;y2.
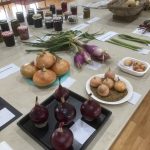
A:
20;61;38;78
103;78;114;89
33;67;56;87
36;51;56;69
90;76;102;88
51;57;70;76
114;79;126;92
97;84;109;97
105;68;115;80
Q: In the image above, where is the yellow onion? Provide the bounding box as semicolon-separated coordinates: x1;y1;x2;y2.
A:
36;51;56;69
51;58;70;76
104;68;115;80
33;67;56;87
20;61;38;78
114;79;126;92
103;78;114;89
90;76;102;88
97;84;109;97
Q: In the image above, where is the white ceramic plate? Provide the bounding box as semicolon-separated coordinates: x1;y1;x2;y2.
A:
86;74;133;105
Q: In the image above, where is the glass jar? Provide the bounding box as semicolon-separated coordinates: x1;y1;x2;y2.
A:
68;15;78;24
17;25;29;40
37;9;44;19
64;11;72;20
50;4;56;14
70;5;77;15
45;10;53;17
0;20;10;32
28;8;35;14
0;29;3;43
83;7;90;19
45;17;53;29
27;12;34;25
33;14;43;28
16;12;25;23
11;19;20;36
56;8;63;15
2;31;15;47
61;1;67;13
53;17;62;31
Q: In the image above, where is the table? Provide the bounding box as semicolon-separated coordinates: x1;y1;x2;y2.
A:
0;1;150;150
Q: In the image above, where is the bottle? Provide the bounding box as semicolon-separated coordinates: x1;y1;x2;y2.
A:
11;19;20;36
0;20;10;32
2;31;15;47
17;25;29;40
16;12;25;23
83;7;90;19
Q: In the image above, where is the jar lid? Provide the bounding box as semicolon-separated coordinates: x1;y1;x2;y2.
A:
32;14;42;20
0;20;7;24
64;11;72;15
18;25;28;30
16;12;23;14
11;19;19;23
28;8;34;13
84;7;90;10
2;31;13;37
45;17;53;21
53;16;62;21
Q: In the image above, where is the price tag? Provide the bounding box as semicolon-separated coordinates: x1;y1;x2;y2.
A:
0;64;19;80
87;17;100;24
96;31;118;41
86;61;102;70
138;49;150;55
71;23;89;31
0;108;15;127
70;119;95;144
128;92;141;105
62;77;76;88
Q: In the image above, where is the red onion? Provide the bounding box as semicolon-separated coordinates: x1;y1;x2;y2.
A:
74;52;85;69
81;50;92;64
80;95;101;121
51;123;73;150
55;100;76;125
29;96;49;128
54;78;69;103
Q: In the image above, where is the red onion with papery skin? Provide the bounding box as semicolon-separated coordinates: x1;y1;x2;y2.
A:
29;96;49;128
55;98;76;125
81;50;92;64
80;94;101;121
51;123;73;150
54;78;69;103
74;52;85;69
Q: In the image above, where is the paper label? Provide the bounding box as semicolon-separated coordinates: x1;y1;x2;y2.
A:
128;92;141;105
0;108;15;127
133;28;150;37
96;31;118;41
86;61;102;70
70;119;95;144
0;141;13;150
138;49;150;55
62;77;76;88
0;64;19;80
87;17;100;24
71;23;89;31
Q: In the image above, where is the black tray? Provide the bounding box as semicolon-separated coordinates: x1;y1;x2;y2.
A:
17;90;112;150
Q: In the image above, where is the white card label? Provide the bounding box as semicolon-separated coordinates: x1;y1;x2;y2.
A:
71;23;89;31
128;92;141;105
0;141;13;150
96;31;118;41
70;119;95;144
87;17;100;24
62;77;76;88
0;108;15;127
0;64;20;80
133;28;150;37
138;49;150;55
86;61;102;70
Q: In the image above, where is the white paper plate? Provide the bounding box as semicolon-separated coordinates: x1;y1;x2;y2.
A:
86;74;133;105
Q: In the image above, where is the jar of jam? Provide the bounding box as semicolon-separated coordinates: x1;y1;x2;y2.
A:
11;19;20;36
83;7;90;19
56;8;63;15
70;5;77;15
32;14;43;28
17;25;29;40
68;15;78;24
45;17;53;29
28;8;35;13
45;10;53;17
53;17;62;31
16;12;25;23
50;4;56;15
27;12;34;25
2;31;15;47
0;20;10;32
37;9;44;19
61;1;67;13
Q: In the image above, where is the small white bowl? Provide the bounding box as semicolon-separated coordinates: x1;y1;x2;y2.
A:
118;57;150;77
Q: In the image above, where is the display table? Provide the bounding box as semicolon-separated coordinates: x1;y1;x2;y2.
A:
0;0;150;150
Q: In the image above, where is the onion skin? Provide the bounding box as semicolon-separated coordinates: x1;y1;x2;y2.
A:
33;68;56;87
51;127;73;150
36;51;56;69
20;62;38;78
80;100;101;121
51;58;70;76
